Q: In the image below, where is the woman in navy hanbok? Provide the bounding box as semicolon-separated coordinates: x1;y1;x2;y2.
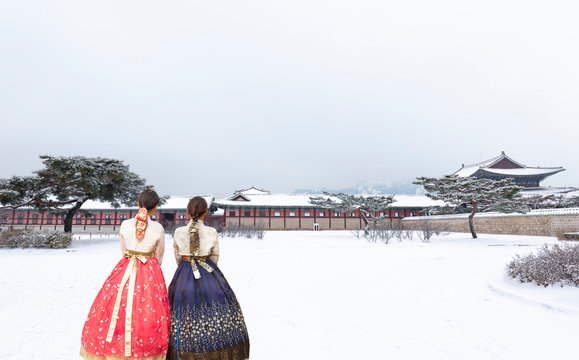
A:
167;196;249;360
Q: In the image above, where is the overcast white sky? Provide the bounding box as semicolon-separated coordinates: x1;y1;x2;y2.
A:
1;0;578;198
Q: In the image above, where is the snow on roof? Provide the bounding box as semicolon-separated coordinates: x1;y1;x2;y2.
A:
161;195;214;209
453;152;564;178
215;193;444;209
67;195;214;211
481;167;565;176
453;153;506;177
236;186;271;195
217;194;314;207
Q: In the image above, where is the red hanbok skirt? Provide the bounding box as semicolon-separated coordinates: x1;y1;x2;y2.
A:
81;254;170;360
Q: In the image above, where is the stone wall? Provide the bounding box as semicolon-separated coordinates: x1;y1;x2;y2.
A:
401;208;579;239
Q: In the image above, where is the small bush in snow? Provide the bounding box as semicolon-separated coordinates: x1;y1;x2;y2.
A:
0;229;72;249
507;243;579;287
222;225;266;239
416;221;435;243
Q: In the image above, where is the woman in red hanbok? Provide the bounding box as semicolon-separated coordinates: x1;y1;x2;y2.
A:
81;189;170;360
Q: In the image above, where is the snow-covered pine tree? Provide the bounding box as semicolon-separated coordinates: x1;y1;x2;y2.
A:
413;175;528;238
523;193;559;210
309;191;394;235
521;193;579;210
564;196;579;207
0;155;156;233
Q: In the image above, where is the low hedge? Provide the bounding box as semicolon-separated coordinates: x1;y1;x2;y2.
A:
0;229;72;249
508;243;579;287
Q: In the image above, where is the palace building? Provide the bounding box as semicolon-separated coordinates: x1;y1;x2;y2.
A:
453;151;565;188
214;186;443;231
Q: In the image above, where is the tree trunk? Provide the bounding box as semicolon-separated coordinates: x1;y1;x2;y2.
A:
468;200;478;239
63;200;85;233
360;211;370;235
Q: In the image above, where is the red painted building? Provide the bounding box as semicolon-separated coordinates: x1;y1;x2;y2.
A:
215;187;444;231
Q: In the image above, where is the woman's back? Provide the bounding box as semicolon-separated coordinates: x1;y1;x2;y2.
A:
167;196;249;360
120;217;165;263
81;189;170;360
173;220;218;263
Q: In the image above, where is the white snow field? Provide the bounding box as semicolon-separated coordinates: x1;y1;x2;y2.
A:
1;231;579;360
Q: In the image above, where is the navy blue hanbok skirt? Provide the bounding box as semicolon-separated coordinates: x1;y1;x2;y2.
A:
167;258;250;360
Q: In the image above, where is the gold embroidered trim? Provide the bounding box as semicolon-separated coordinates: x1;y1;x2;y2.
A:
181;255;210;262
80;346;167;360
168;341;249;360
181;255;214;279
106;252;149;356
125;249;154;258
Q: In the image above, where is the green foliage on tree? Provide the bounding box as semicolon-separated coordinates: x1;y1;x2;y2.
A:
0;155;157;233
309;191;394;235
413;175;528;238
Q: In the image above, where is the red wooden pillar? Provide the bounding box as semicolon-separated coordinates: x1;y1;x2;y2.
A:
329;211;332;229
113;210;118;231
25;210;30;230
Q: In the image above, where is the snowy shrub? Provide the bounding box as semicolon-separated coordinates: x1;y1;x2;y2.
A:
222;225;266;239
393;229;404;242
507;243;579;287
403;229;414;240
366;224;395;244
416;222;435;243
0;229;72;249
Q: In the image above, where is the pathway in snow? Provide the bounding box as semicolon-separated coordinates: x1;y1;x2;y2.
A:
1;231;578;359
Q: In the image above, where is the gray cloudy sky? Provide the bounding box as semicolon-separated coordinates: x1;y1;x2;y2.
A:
1;0;578;198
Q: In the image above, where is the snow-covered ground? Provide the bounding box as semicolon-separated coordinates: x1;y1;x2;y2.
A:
1;231;579;359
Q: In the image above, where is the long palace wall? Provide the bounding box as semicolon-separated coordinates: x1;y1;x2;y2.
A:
225;216;368;230
401;208;579;239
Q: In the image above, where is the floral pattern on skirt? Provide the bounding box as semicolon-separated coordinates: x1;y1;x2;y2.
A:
167;260;249;360
81;256;170;360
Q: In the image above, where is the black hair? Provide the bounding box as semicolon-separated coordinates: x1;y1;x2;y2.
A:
138;189;160;211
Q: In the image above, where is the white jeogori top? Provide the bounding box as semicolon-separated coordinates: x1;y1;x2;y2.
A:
173;220;219;265
119;217;166;265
